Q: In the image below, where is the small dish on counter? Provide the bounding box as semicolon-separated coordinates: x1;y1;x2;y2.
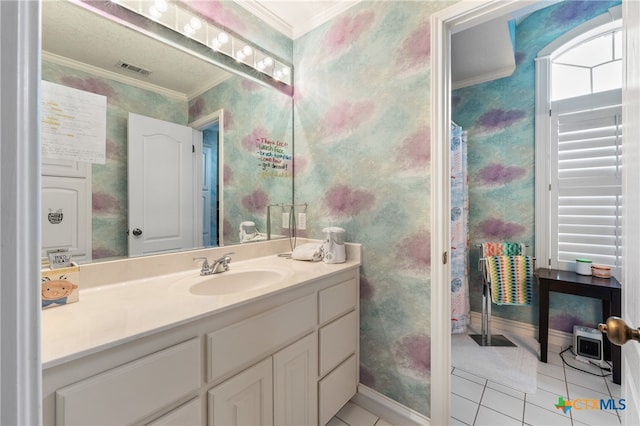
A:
592;265;612;278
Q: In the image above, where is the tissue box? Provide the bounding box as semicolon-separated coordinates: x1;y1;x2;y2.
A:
41;264;79;309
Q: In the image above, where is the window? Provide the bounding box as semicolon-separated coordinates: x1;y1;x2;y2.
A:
535;8;622;277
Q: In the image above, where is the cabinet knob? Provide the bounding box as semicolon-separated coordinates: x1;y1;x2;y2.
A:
132;228;143;236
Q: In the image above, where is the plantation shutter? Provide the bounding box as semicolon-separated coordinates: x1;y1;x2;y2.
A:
549;89;622;275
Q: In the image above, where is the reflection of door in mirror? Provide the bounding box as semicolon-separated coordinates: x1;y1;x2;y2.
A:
128;113;221;257
202;124;219;247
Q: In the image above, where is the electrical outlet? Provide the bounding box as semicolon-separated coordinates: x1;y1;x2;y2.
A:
282;212;290;228
298;212;307;230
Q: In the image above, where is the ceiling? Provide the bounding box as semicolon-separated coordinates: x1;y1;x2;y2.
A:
41;0;233;99
41;1;554;97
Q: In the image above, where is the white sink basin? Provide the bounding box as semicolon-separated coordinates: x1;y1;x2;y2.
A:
174;268;289;296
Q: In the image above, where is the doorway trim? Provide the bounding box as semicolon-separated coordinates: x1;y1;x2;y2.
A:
430;1;542;424
190;109;225;247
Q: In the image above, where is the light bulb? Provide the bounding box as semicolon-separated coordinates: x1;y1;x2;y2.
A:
242;45;253;56
274;70;283;79
184;24;195;36
263;57;273;67
236;50;246;61
282;67;290;76
154;0;168;13
257;60;266;70
217;32;229;44
190;17;202;30
149;5;161;19
211;39;222;50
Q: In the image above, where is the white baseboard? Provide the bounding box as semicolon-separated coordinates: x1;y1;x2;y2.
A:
469;311;573;349
351;384;430;426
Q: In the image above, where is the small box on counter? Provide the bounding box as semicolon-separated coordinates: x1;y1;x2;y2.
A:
41;264;79;309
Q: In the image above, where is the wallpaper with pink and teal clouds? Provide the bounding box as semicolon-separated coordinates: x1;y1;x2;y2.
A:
293;1;449;415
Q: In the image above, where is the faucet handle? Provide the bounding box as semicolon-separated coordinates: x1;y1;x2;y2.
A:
193;257;211;274
193;256;209;266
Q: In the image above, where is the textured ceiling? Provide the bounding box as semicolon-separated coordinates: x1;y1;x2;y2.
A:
41;1;232;98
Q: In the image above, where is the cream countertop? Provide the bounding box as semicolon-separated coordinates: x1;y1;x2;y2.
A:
41;246;361;369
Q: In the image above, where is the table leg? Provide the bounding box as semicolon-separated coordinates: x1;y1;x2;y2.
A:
539;279;549;363
602;299;612;362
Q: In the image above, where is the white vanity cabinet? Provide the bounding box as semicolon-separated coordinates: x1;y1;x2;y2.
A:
42;266;359;426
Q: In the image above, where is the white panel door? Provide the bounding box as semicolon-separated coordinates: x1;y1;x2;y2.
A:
128;113;195;256
622;0;640;423
208;357;273;426
273;333;317;426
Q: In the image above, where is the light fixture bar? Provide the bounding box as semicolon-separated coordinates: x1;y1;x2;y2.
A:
114;0;292;86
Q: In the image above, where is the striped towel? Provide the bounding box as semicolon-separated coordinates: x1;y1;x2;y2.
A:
482;242;526;256
484;255;533;305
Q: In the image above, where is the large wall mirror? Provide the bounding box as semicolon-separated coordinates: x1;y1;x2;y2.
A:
41;0;294;263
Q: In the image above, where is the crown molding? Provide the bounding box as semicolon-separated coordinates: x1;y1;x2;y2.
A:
234;0;294;38
297;1;361;39
234;0;362;40
42;51;232;102
42;51;187;101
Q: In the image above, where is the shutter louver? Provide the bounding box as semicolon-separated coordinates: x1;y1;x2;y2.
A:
551;90;622;274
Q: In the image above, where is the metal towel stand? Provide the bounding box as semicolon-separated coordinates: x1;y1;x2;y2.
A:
470;244;535;347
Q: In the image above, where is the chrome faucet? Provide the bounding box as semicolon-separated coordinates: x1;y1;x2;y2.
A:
193;252;235;275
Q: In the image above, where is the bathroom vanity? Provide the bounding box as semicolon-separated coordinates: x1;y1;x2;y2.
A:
41;241;361;425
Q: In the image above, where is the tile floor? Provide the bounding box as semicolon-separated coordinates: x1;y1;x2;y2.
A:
451;343;622;425
330;343;622;426
327;401;393;426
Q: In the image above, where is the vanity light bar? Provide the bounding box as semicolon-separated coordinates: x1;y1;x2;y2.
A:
113;0;292;85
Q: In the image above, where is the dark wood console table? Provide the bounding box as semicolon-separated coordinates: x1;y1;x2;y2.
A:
537;268;622;384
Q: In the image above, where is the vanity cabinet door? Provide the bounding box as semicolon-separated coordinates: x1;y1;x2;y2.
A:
208;357;273;426
273;333;317;426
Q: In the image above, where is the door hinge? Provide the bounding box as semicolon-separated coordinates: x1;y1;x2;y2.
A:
192;145;195;153
549;109;552;117
548;258;551;266
443;251;448;265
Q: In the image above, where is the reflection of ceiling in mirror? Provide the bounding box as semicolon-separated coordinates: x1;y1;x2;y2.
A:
41;1;232;98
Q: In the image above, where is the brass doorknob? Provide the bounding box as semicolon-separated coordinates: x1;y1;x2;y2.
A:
598;316;640;346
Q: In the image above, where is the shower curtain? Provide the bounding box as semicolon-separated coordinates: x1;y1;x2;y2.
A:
451;123;469;333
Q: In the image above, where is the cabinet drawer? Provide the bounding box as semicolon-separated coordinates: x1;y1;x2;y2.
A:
55;338;201;426
319;311;357;376
318;355;358;426
319;278;357;324
147;397;201;426
207;294;316;383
